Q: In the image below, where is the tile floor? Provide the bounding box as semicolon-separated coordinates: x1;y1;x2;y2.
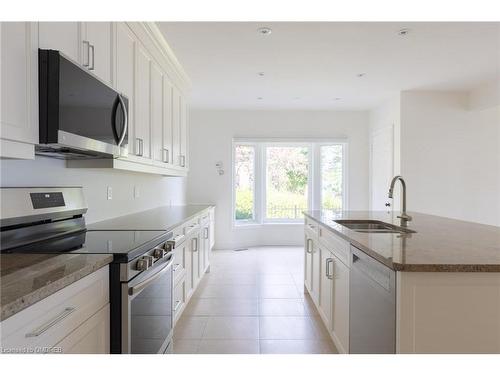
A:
172;246;337;354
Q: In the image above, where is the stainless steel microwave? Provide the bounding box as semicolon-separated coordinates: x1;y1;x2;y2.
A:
37;49;128;159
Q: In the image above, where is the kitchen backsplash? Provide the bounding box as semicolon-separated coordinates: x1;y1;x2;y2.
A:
0;157;186;224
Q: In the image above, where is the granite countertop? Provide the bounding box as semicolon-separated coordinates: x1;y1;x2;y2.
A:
88;204;214;231
0;253;112;321
304;210;500;272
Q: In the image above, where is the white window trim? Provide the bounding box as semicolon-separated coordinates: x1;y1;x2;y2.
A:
232;138;348;228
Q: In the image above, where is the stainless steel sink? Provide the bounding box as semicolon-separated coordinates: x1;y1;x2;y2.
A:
333;219;416;234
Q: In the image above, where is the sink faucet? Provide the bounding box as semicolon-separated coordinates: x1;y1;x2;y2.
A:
388;175;412;227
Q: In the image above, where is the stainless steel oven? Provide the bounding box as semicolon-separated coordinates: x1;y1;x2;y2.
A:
120;249;174;354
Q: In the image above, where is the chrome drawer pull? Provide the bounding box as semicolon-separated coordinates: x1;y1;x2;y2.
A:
25;307;76;338
173;263;181;272
173;300;182;311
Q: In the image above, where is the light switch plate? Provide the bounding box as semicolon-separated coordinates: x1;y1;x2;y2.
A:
107;186;113;200
134;186;140;199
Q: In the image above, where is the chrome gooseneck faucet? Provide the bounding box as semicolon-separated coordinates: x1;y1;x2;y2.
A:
388;175;412;227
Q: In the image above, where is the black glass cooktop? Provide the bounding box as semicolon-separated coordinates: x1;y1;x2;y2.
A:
1;230;169;262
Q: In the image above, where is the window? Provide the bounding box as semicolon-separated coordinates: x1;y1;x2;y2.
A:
233;140;346;225
234;144;255;222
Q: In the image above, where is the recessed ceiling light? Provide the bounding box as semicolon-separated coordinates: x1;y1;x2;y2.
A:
258;72;265;76
357;73;366;78
257;97;263;100
293;97;300;100
398;28;411;36
334;97;341;101
257;27;272;35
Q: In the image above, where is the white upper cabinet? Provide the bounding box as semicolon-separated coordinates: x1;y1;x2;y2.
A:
180;94;188;169
172;86;181;167
0;22;38;159
115;23;136;157
39;22;81;63
150;61;164;164
82;22;113;85
134;45;151;160
162;78;173;166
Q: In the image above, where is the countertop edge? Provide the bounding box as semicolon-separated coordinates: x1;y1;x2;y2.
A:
303;212;500;273
1;254;113;322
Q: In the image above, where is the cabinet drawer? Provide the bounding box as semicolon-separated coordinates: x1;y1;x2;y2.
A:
318;226;350;267
173;277;186;324
0;266;109;351
183;219;200;236
172;244;186;284
199;211;210;225
209;207;215;222
304;217;319;235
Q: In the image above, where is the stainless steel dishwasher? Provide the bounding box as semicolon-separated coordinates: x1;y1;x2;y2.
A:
349;245;396;353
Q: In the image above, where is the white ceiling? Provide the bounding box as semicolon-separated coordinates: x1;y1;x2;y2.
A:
157;22;500;110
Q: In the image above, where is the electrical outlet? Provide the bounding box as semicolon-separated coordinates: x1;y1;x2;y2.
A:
107;186;113;200
134;186;140;199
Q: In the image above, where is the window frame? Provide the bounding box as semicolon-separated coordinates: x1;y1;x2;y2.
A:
232;138;348;227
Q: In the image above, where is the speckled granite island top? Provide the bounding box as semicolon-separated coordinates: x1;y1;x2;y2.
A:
0;253;112;321
304;210;500;272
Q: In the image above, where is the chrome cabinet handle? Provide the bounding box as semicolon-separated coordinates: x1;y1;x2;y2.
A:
82;40;90;67
173;300;182;311
89;44;95;70
117;94;128;147
306;238;313;253
192;237;198;252
25;307;76;338
173;263;181;272
204;227;209;239
326;258;334;280
180;155;186;167
136;138;143;156
162;148;169;163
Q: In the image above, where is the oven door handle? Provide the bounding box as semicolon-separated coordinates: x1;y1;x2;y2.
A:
128;253;173;296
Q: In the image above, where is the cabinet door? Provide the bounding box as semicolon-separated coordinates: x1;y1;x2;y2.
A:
181;241;193;296
39;22;81;63
135;45;151;160
171;87;181;167
150;61;164;164
190;233;200;288
0;22;38;155
331;257;350;353
311;239;321;304
179;94;188;168
57;304;110;354
319;247;333;329
115;23;135;157
83;22;113;85
304;234;313;293
162;78;173;165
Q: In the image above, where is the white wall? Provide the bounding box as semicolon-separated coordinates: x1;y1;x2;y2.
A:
400;88;500;226
0;157;186;223
188;110;369;250
368;95;401;210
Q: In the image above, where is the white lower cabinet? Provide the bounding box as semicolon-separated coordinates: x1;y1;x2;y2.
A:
0;266;109;354
56;304;110;354
304;219;350;353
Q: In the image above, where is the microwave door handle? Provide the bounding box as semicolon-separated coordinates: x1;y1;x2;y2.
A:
117;94;128;147
111;97;121;144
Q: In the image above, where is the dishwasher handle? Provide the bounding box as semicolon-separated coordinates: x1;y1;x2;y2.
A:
351;247;394;292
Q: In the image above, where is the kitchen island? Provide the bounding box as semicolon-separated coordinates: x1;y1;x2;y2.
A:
303;210;500;354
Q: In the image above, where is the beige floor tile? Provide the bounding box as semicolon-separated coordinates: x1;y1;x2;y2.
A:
172;339;200;354
197;339;259;354
184;298;259;316
193;284;259;299
203;317;259;339
259;284;301;299
259;317;320;340
258;274;296;285
260;340;337;354
204;272;258;285
309;313;333;340
173;316;208;339
259;299;311;316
